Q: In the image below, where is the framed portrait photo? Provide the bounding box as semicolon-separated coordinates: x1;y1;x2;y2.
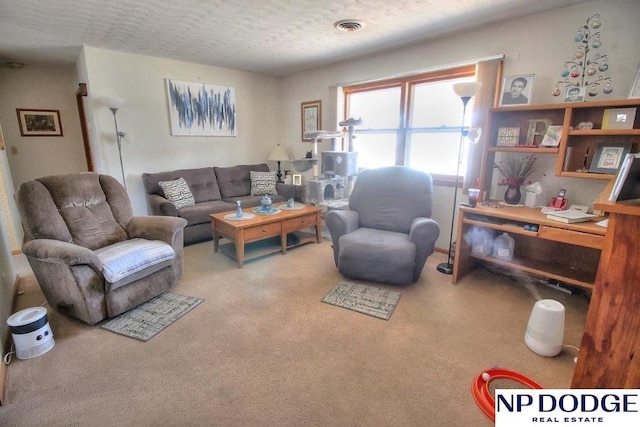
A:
589;143;633;174
16;109;63;136
301;100;321;141
564;86;586;103
499;74;535;106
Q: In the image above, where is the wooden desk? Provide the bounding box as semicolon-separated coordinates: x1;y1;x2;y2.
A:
452;204;606;290
571;184;640;388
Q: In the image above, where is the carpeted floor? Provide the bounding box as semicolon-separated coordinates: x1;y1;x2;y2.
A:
1;240;590;426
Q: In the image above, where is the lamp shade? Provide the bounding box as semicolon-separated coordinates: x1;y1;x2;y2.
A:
102;97;125;111
268;144;289;161
452;82;483;98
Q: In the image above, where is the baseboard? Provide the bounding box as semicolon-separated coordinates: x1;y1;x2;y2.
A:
0;273;21;406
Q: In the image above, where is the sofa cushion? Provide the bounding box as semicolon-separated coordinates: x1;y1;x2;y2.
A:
95;238;176;289
159;177;196;209
178;200;236;225
215;163;269;198
250;171;277;195
142;167;222;203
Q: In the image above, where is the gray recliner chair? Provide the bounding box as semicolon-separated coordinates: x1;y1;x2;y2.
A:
16;173;188;325
325;166;440;285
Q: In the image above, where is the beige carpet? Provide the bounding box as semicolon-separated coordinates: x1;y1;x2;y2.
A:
0;240;590;426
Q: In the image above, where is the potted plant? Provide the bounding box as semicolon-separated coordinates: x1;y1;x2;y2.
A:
494;154;536;205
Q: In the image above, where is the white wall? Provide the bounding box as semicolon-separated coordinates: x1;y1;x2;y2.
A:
279;0;640;250
80;47;283;215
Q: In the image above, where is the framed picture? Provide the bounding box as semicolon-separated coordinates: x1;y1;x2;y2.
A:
629;63;640;99
301;100;321;140
292;174;302;186
499;74;535;106
16;109;63;136
563;86;586;103
602;107;637;130
496;127;520;146
166;79;237;136
589;143;633;174
539;125;563;147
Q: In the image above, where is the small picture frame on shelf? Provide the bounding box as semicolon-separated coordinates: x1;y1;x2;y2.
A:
602;107;637;130
292;174;302;186
499;74;534;106
539;125;563;147
589;143;633;174
629;63;640;99
496;127;520;146
563;86;586;103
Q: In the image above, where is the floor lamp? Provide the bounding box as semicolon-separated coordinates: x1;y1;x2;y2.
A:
268;144;290;183
437;81;482;275
103;97;127;190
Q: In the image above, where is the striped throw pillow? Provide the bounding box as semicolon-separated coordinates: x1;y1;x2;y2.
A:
250;171;277;196
158;177;195;209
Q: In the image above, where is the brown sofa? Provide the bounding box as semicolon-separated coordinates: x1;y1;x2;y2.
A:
142;163;303;245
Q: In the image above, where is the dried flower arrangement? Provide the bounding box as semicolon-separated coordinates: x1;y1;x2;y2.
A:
494;154;537;186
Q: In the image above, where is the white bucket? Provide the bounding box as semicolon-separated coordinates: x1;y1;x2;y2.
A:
7;307;55;360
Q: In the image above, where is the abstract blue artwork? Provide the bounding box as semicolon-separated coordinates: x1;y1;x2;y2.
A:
166;79;237;136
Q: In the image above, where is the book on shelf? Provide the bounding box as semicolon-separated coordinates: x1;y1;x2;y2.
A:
608;153;640;202
546;210;598;224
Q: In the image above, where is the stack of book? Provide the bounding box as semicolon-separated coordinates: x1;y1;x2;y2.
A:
546;209;597;224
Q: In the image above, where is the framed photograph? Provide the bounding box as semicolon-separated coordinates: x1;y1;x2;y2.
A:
602;107;637;130
16;109;63;136
629;63;640;99
496;127;520;146
589;143;633;174
292;174;302;186
301;100;321;141
563;86;586;103
499;74;535;106
540;125;563;147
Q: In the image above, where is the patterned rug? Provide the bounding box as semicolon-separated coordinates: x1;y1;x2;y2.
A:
101;292;204;341
321;280;401;320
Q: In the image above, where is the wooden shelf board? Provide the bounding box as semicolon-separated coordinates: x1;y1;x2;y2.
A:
569;129;640;136
560;171;614;180
489;147;559;154
219;231;318;262
470;254;595;290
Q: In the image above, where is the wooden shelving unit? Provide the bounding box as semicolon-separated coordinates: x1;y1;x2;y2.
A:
479;98;640;193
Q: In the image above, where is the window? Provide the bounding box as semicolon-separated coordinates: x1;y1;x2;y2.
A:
344;65;476;182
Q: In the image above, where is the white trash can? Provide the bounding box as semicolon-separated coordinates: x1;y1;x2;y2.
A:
7;307;55;360
524;299;565;357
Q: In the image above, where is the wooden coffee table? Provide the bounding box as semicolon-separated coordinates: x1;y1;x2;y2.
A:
210;204;322;267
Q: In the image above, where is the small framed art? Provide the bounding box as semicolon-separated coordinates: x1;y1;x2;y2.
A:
496;127;520;146
292;174;302;186
499;74;534;106
301;100;321;141
16;109;63;136
602;107;637;130
589;143;633;174
539;125;563;147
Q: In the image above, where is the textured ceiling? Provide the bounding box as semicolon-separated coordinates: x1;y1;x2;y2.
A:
0;0;590;76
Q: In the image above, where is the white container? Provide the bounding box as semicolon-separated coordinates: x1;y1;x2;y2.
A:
525;299;565;357
7;307;55;360
471;227;494;257
493;232;514;261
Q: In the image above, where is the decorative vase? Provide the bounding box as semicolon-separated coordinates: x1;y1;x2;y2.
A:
504;181;522;205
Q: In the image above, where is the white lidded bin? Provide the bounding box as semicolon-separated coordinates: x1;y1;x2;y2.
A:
524;299;565;357
7;307;55;360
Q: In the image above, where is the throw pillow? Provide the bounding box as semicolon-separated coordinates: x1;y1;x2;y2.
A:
158;177;195;209
250;171;277;196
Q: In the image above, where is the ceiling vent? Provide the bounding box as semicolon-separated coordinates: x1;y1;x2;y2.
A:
334;19;365;32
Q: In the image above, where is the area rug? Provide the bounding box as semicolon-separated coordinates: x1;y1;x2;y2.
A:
321;280;401;320
101;292;204;341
